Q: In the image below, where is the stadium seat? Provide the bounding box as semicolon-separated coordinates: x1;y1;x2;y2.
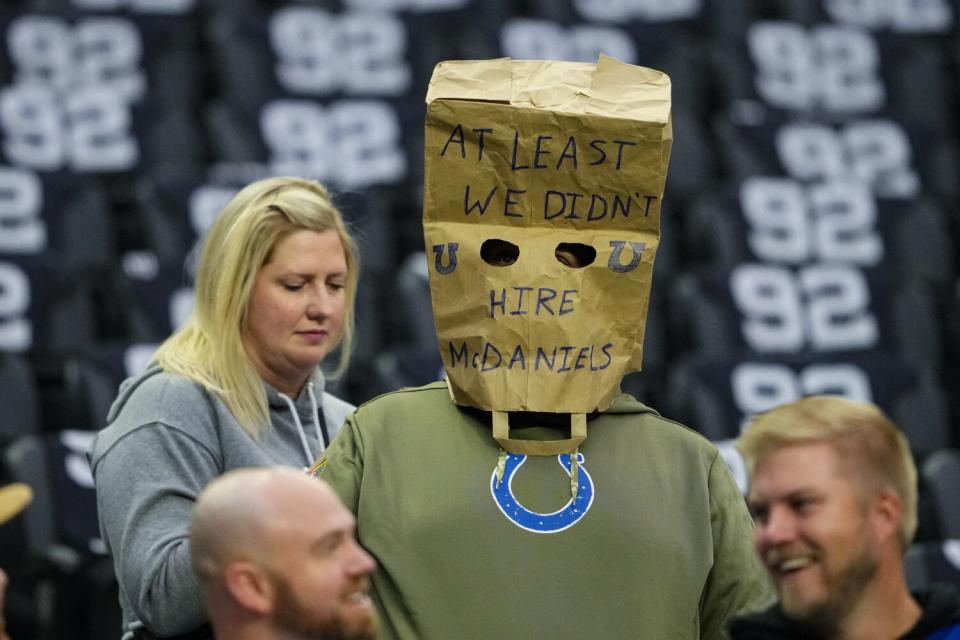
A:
364;254;437;400
0;256;98;357
663;108;720;215
620;275;670;408
202;100;269;165
684;179;955;293
702;0;771;39
0;0;957;633
904;540;960;591
710;20;955;125
203;6;278;112
779;0;956;35
665;352;951;458
109;261;191;344
880;38;957;134
0;353;40;442
670;263;944;373
345;269;389;389
136;105;210;170
714;438;750;495
61;344;148;430
131;167;240;268
0;167;116;274
336;187;400;274
2;430;121;640
371;343;444;399
710;110;952;205
202;3;416;193
389;251;435;349
133;12;205;111
923;449;960;539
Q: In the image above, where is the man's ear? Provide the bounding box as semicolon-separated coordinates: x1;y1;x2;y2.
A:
871;489;903;544
223;561;275;615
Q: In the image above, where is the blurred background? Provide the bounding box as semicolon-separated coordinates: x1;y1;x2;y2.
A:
0;0;959;637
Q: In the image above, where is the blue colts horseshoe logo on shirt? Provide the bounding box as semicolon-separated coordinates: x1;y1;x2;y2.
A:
490;453;594;533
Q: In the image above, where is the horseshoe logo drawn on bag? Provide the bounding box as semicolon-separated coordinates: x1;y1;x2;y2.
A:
432;242;459;275
490;453;594;533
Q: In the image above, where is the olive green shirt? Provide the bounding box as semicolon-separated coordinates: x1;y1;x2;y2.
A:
320;382;773;639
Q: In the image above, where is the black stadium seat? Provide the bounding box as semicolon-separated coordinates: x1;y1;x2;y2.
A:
671;263;944;373
0;7;209;175
62;343;151;430
0;167;116;273
203;4;416;193
0;353;40;443
0;256;98;357
2;430;121;640
389;251;436;350
712;20;957;127
923;449;960;539
777;0;956;35
685;179;955;293
904;540;960;591
131;167;239;268
110;260;191;344
711;109;958;206
665;352;951;458
0;0;957;634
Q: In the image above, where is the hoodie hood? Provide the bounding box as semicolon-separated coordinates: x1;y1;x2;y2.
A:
94;364;354;473
105;364;166;425
106;365;329;426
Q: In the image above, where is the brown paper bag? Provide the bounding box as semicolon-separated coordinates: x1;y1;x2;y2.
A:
423;55;672;414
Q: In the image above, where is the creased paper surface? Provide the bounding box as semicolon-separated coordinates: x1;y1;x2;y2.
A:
424;56;672;413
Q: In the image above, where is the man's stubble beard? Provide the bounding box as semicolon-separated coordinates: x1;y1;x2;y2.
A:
271;573;378;640
781;541;879;638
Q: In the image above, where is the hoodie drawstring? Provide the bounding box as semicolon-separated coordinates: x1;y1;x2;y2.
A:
307;382;326;458
277;383;326;467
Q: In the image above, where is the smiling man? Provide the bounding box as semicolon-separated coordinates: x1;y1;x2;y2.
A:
730;396;960;639
190;467;378;640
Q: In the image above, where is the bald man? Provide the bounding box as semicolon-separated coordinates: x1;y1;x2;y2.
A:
189;467;378;640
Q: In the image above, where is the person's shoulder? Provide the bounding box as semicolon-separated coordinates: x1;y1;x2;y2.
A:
326;382;453;447
112;368;212;418
349;381;459;423
355;381;451;410
92;368;220;462
603;391;720;452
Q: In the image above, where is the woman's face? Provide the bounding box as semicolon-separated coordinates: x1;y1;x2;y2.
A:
244;229;348;397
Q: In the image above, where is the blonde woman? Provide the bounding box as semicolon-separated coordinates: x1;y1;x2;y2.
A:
90;177;359;640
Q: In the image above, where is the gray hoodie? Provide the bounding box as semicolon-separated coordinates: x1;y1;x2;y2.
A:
89;365;354;639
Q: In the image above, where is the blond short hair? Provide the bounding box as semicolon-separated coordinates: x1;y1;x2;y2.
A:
737;396;918;548
155;177;359;437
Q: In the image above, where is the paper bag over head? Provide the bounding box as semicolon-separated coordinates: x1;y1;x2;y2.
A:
423;55;672;414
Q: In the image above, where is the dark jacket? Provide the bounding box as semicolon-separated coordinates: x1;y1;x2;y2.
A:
728;584;960;639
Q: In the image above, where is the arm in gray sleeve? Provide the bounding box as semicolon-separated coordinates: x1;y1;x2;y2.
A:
94;424;221;636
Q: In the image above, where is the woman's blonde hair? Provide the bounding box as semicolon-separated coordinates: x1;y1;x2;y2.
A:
737;395;918;549
154;176;358;438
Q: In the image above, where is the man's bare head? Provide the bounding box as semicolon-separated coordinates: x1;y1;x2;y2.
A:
191;466;300;583
190;467;378;639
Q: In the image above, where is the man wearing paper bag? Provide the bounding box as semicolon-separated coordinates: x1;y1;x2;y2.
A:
317;56;772;638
